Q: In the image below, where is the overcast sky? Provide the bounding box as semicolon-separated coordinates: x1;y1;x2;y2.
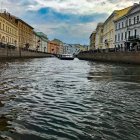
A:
1;0;139;44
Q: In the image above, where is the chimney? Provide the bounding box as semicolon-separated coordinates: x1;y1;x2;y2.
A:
133;3;138;5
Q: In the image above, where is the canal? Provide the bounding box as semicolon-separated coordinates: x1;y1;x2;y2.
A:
0;58;140;140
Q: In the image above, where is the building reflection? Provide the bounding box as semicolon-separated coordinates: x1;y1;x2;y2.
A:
87;62;140;83
0;115;11;131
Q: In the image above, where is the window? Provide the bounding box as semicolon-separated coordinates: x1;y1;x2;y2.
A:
134;29;137;37
137;16;139;23
122;22;124;28
125;20;128;26
128;31;131;37
121;33;123;40
129;19;131;26
118;33;120;41
3;24;4;30
125;32;127;39
115;35;117;42
134;17;136;24
119;23;120;29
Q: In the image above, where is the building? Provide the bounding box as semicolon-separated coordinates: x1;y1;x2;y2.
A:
59;43;64;54
0;11;18;48
89;31;96;50
103;6;132;49
114;15;128;50
47;40;61;54
74;44;88;54
95;23;104;49
16;18;34;49
63;44;69;54
33;32;48;52
125;3;140;50
114;3;140;50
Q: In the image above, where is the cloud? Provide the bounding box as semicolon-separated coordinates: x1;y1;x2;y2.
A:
25;7;106;44
2;0;139;44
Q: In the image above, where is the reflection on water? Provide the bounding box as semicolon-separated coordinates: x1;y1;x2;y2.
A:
0;115;11;131
0;58;140;140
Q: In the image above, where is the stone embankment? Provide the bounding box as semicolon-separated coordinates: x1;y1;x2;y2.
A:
0;47;52;59
77;51;140;64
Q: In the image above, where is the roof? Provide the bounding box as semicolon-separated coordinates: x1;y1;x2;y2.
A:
104;6;132;24
35;32;48;41
52;39;63;44
0;12;18;26
48;40;61;45
16;18;34;29
96;22;104;30
114;6;132;20
90;31;96;38
127;3;140;16
114;4;139;22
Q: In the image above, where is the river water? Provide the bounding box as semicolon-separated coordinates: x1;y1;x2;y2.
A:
0;58;140;140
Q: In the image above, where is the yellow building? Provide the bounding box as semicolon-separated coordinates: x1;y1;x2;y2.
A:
89;31;96;50
95;23;104;49
103;6;132;49
16;18;34;49
0;11;18;48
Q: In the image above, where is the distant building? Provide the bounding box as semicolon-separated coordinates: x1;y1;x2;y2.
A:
58;43;88;55
0;11;18;48
74;44;88;54
89;31;96;50
95;23;104;49
33;32;48;52
47;40;60;54
59;43;74;54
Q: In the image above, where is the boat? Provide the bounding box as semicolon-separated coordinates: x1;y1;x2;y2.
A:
58;54;74;60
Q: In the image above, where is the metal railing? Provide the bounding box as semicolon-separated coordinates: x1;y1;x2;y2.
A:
128;35;140;40
0;42;16;49
79;43;140;55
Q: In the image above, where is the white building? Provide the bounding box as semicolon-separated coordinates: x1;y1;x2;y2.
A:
114;15;128;50
33;32;48;52
114;3;140;50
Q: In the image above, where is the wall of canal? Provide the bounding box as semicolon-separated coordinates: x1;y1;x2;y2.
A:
0;47;52;59
77;51;140;64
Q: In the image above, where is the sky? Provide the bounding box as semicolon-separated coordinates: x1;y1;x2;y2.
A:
1;0;140;44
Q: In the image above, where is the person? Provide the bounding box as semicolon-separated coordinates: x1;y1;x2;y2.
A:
36;45;39;51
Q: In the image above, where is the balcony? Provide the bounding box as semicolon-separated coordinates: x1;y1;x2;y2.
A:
128;35;140;41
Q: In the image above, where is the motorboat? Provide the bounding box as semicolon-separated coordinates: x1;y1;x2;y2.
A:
58;54;74;60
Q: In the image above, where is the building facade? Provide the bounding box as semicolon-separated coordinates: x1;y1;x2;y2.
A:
16;18;34;49
0;11;18;48
33;32;48;52
95;23;103;49
103;6;132;49
126;4;140;49
89;31;96;50
114;16;128;50
114;3;140;50
47;40;60;54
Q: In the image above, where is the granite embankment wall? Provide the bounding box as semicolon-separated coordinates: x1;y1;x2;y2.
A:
77;51;140;64
0;48;52;59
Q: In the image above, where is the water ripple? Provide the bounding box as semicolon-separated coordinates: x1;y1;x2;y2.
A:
0;58;140;140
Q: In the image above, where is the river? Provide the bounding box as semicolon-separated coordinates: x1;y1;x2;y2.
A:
0;58;140;140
